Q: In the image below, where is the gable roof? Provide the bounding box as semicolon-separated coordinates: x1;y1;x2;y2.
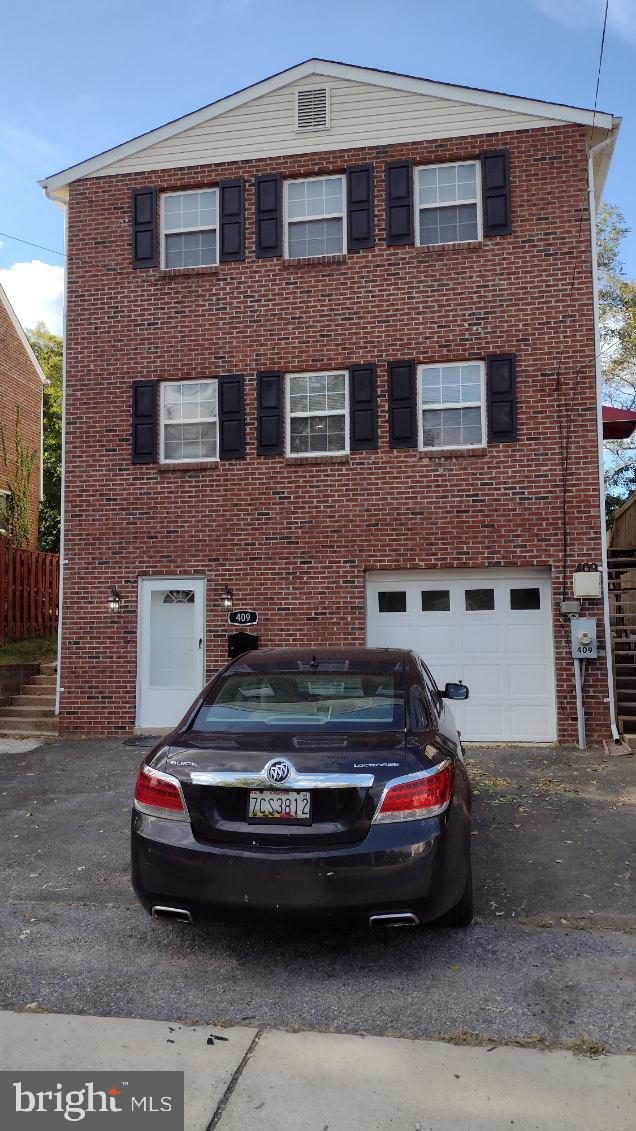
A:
0;282;48;386
40;58;618;199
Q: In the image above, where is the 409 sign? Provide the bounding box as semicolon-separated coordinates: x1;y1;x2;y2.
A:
228;609;258;627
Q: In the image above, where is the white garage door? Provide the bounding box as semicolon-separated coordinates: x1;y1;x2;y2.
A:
366;569;556;742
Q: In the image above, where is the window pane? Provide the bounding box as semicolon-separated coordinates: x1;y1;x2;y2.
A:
288;217;343;258
465;588;495;611
163;420;217;461
419;203;478;246
163;190;217;232
162;381;217;429
421;590;450;612
379;591;407;612
422;406;482;448
510;588;541;610
417;163;477;207
286;177;343;220
165;230;217;268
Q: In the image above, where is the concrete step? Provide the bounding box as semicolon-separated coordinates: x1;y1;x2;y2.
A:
0;717;58;734
39;662;57;674
0;705;56;719
27;675;56;688
13;693;56;707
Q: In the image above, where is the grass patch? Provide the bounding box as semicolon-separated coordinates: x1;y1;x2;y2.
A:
0;634;57;666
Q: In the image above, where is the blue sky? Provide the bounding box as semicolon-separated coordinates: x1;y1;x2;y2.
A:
0;0;634;334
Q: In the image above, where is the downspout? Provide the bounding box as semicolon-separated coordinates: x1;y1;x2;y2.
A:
588;132;621;742
55;201;68;717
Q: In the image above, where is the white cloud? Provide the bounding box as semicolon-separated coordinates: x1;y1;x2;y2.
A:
528;0;636;44
0;260;64;336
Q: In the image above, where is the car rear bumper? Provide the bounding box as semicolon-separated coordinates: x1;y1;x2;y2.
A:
131;801;470;927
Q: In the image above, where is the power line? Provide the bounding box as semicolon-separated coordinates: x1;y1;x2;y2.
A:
0;230;64;257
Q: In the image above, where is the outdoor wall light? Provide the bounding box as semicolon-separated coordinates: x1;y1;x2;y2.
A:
108;586;122;614
221;585;234;611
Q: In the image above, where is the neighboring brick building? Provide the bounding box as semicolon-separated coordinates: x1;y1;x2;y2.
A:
41;60;621;742
0;282;45;547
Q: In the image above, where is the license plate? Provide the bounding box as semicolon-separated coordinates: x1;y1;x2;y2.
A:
247;790;312;825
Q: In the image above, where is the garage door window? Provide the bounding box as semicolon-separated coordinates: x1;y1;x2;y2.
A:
419;362;485;450
465;588;495;611
421;590;450;612
378;591;407;612
510;587;541;610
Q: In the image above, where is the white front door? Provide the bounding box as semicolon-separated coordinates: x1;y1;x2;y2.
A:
366;569;556;743
137;577;205;729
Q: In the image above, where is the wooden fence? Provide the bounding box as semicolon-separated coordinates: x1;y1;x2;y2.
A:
0;539;60;645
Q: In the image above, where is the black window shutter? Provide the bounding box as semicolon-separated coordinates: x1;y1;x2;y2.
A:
480;150;511;237
487;354;517;443
218;374;245;459
255;174;281;258
257;372;283;455
347;166;374;251
219;179;245;262
131;187;157;269
131;381;157;464
349;365;378;450
388;361;417;447
386;161;413;246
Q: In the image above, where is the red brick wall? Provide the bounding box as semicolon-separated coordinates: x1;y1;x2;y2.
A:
61;122;608;740
0;298;41;548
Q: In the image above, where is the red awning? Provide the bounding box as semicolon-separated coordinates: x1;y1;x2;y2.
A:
602;405;636;440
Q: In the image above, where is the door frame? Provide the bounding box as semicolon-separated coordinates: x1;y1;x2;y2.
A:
135;575;207;729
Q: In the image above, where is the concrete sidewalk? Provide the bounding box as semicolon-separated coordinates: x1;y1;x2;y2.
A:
0;1012;633;1131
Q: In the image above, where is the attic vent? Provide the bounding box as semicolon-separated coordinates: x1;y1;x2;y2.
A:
296;87;329;131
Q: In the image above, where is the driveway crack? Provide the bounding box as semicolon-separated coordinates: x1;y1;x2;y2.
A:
206;1026;264;1130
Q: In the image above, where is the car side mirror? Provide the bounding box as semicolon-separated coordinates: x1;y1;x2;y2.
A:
442;681;469;701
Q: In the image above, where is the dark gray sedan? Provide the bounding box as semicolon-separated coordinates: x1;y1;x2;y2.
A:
131;647;472;929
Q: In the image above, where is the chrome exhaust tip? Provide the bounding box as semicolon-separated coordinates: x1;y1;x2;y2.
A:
151;905;193;923
369;911;420;928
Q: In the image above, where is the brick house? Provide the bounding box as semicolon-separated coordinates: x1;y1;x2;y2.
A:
41;60;621;742
0;282;45;547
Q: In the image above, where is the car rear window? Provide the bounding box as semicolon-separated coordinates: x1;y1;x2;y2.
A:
191;671;405;732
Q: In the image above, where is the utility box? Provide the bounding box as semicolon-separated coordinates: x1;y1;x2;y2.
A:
570;617;598;659
573;568;601;599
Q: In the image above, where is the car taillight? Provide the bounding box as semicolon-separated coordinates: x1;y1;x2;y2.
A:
374;762;454;824
134;766;187;820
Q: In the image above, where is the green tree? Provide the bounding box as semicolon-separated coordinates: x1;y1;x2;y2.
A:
28;322;63;552
598;204;636;523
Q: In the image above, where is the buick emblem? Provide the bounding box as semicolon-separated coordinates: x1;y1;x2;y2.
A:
266;758;293;785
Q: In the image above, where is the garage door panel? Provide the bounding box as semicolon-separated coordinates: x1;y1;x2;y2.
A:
367;570;556;742
463;663;505;696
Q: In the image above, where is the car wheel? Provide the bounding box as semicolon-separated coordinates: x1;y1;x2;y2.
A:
431;863;473;928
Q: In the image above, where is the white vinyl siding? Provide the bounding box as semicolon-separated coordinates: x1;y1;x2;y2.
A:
101;76;564;175
419;362;485;451
286;371;349;457
284;176;345;259
415;161;481;246
161;189;218;269
160;380;218;463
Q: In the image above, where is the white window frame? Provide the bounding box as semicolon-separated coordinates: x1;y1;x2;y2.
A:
160;378;219;464
418;361;486;452
160;188;219;270
414;161;482;248
283;174;347;260
285;370;350;458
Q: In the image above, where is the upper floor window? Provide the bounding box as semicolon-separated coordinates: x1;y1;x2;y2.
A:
419;362;485;450
160;379;218;462
161;190;218;269
0;490;10;536
284;176;345;259
415;162;480;246
286;370;349;456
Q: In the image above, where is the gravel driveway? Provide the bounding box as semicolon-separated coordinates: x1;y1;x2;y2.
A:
0;738;634;1050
